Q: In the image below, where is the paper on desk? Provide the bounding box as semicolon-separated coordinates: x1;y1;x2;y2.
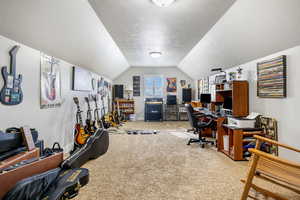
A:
246;112;261;120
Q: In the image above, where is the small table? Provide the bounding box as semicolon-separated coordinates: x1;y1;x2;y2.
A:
217;120;263;161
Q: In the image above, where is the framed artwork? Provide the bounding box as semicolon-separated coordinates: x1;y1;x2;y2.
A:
257;55;287;98
40;53;62;109
133;76;140;96
72;66;92;92
166;77;176;93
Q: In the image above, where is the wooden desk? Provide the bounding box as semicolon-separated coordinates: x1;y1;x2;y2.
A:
217;120;263;161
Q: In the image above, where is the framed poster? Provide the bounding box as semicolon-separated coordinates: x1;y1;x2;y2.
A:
257;55;287;98
166;77;176;93
40;53;62;109
133;76;140;96
72;66;92;92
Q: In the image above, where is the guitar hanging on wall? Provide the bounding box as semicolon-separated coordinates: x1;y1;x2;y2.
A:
0;45;23;105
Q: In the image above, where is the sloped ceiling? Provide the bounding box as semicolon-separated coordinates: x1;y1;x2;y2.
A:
0;0;129;79
179;0;300;79
89;0;235;67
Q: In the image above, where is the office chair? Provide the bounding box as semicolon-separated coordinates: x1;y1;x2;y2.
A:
185;104;214;148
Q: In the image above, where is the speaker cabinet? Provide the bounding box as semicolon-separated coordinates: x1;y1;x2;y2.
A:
182;88;192;103
113;85;124;99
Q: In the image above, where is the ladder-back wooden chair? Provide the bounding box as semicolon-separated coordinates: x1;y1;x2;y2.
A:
241;135;300;200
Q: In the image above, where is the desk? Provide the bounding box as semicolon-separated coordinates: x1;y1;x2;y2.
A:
217;122;263;161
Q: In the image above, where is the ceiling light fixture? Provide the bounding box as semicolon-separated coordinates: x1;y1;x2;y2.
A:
149;52;162;58
151;0;176;7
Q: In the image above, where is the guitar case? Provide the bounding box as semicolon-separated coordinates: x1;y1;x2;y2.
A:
3;168;89;200
3;168;61;200
0;128;38;154
62;128;109;169
41;168;89;200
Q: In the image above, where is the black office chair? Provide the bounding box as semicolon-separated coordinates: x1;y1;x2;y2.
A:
185;104;214;148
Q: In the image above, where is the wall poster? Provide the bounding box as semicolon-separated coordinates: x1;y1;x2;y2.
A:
133;76;141;96
166;77;177;93
257;55;287;98
40;53;62;109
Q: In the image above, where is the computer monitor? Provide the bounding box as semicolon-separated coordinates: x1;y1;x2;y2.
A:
200;94;211;104
223;97;232;110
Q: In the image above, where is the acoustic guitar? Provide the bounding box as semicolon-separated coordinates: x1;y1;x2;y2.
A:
73;97;90;145
84;97;96;133
0;45;23;105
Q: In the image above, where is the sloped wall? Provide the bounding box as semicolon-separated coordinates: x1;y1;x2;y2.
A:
0;35;111;152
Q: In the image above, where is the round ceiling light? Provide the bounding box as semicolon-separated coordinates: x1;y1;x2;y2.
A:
149;52;162;58
151;0;176;7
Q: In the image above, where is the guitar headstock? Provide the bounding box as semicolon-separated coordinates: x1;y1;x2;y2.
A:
91;94;97;102
73;97;79;105
84;97;89;103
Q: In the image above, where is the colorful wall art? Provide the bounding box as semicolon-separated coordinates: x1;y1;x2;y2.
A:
257;55;287;98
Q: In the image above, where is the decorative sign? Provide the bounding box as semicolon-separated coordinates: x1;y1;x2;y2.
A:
133;76;140;96
166;77;176;93
257;55;287;98
21;126;35;151
40;53;62;109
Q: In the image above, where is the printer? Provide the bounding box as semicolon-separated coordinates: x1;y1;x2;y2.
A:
227;113;260;128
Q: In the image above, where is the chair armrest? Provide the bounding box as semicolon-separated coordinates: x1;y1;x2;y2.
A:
254;135;300;153
249;148;300;169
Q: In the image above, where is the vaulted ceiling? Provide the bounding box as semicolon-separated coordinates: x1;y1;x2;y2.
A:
89;0;235;67
0;0;299;80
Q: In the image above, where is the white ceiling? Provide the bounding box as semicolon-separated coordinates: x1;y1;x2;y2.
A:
0;0;129;79
89;0;235;67
179;0;300;79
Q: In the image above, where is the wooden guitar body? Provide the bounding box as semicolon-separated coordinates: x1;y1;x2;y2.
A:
74;124;90;145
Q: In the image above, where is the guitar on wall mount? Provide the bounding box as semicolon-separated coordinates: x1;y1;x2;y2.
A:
73;97;90;146
0;45;23;105
84;97;96;133
92;95;104;129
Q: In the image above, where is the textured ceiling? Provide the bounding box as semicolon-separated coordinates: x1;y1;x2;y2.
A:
89;0;235;67
179;0;300;79
0;0;129;79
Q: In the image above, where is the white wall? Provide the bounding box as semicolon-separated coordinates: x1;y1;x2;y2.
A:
0;35;111;152
113;67;194;120
179;0;300;79
210;46;300;161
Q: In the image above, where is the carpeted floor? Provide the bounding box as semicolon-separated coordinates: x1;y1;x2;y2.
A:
75;121;299;200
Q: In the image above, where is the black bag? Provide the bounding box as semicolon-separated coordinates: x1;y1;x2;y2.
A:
41;168;89;200
62;128;109;169
0;128;38;154
3;168;61;200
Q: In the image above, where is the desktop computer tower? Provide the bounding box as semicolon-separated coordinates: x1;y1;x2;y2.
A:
182;88;192;103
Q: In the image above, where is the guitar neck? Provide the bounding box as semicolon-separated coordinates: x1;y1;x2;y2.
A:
76;105;84;126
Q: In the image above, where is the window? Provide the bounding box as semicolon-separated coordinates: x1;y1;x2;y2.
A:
144;76;163;97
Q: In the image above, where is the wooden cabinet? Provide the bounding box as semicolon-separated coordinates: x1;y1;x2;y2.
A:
212;80;249;117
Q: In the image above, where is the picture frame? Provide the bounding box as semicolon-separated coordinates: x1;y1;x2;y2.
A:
257;55;287;98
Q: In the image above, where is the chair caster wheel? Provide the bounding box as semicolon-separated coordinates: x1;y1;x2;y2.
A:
187;143;191;145
201;144;205;148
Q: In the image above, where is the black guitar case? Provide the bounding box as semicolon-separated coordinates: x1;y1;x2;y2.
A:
3;168;89;200
0;128;39;154
3;168;61;200
62;128;109;169
41;168;89;200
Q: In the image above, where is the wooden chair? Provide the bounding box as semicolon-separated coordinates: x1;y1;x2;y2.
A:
241;135;300;200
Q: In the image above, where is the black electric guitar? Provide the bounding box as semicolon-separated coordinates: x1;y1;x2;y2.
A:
0;45;23;105
100;95;111;129
84;97;96;133
92;95;104;129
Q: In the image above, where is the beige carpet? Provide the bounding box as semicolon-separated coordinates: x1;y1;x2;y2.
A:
75;122;299;200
